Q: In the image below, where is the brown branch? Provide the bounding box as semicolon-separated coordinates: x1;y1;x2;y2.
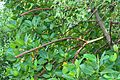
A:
110;21;113;45
94;10;112;48
111;21;120;24
15;37;85;58
72;43;87;63
20;8;52;16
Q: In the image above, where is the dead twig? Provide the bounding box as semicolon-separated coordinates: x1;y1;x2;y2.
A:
20;8;52;16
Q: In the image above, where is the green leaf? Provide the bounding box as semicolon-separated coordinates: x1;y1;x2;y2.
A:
39;50;48;59
113;45;118;52
34;59;37;70
76;67;80;78
80;64;95;75
100;52;110;66
6;49;16;62
117;74;120;79
32;16;40;27
42;35;49;39
13;70;19;76
109;53;117;62
55;71;63;77
59;48;65;57
83;54;96;62
50;24;54;30
100;68;119;75
38;58;47;65
46;63;52;71
24;20;32;26
62;66;68;74
106;0;111;2
103;74;111;79
75;59;80;68
30;77;34;80
42;74;50;78
62;74;75;80
68;71;76;77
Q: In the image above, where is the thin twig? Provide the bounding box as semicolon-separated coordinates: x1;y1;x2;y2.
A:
73;43;87;63
15;37;85;58
20;8;52;16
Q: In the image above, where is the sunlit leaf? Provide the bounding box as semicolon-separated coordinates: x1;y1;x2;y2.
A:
46;63;52;71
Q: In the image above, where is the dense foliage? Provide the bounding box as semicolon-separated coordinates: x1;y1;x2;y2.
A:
0;0;120;80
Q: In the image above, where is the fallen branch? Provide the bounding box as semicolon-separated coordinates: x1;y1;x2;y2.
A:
20;8;52;16
15;37;85;58
73;36;104;63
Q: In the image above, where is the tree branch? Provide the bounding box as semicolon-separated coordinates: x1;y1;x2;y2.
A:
20;8;52;16
95;10;112;48
15;37;85;58
73;36;104;63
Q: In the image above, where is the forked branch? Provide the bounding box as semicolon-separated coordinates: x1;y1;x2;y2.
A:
73;36;104;63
